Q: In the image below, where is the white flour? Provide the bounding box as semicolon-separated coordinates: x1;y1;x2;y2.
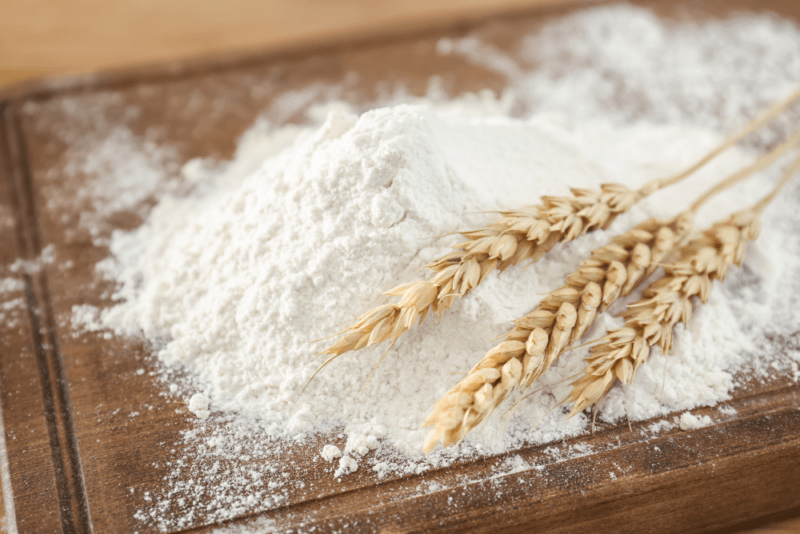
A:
679;412;713;431
94;101;782;455
68;3;800;530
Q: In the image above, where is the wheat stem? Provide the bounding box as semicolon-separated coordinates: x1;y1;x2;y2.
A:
642;85;800;195
689;128;800;212
754;152;800;213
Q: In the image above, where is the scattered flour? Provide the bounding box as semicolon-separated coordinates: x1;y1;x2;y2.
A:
71;304;103;332
372;462;390;478
0;278;24;294
9;244;56;275
646;420;675;436
188;394;210;421
320;445;342;462
440;5;800;146
64;3;800;530
334;456;358;478
0;277;25;327
2;256;39;328
679;412;714;431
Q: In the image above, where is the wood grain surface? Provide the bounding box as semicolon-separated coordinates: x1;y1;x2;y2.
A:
1;1;800;533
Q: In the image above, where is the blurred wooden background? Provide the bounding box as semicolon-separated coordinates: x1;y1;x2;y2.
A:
0;0;561;89
1;1;800;532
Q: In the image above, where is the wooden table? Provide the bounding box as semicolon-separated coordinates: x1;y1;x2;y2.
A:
1;0;800;532
0;0;562;90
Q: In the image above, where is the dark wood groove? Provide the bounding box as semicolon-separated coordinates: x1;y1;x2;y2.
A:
0;101;21;532
1;103;94;534
23;274;77;534
1;102;74;533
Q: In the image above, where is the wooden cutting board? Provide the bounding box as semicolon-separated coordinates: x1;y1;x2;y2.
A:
1;0;800;532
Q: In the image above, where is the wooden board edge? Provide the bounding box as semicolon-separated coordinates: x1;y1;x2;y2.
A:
708;506;800;534
176;385;800;533
0;402;17;534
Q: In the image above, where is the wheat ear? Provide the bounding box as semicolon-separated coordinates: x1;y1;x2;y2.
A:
567;153;800;418
421;215;691;452
317;90;800;365
420;132;800;453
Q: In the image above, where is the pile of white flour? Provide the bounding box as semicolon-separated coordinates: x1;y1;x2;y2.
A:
67;3;800;528
94;100;794;456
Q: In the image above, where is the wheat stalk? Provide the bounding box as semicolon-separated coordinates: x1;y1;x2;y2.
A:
421;132;800;453
567;153;800;419
317;88;800;369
